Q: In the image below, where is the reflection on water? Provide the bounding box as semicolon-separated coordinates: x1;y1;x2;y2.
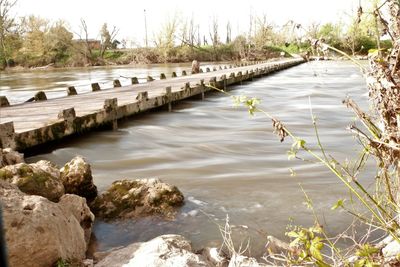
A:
24;61;373;256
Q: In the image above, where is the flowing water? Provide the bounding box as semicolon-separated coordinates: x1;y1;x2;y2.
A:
1;61;374;257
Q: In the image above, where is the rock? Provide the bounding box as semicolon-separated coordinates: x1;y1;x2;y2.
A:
265;235;293;254
82;259;94;267
1;180;93;267
382;239;400;258
228;253;260;267
0;161;64;202
90;178;184;219
59;194;95;246
60;156;98;201
200;247;228;267
0;147;24;167
95;234;208;267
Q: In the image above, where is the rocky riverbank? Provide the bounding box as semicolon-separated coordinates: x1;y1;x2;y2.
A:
1;148;400;266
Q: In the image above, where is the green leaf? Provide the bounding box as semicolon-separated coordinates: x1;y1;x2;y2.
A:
287;231;299;238
316;260;331;267
354;259;366;267
356;244;379;257
331;199;345;210
310;244;323;261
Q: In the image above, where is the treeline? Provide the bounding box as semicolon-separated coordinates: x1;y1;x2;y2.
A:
0;0;391;70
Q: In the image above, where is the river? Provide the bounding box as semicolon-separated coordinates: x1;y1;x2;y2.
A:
1;61;374;257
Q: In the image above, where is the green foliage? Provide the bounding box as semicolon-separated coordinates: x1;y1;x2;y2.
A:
354;244;380;267
286;225;330;266
54;258;69;267
232;95;260;115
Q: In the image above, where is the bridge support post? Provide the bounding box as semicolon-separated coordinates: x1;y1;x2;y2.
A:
0;122;16;149
0;96;10;107
104;98;118;130
113;79;122;87
131;77;139;84
58;108;76;135
200;79;205;100
220;74;227;91
165;87;172;112
91;83;101;92
67;86;77;96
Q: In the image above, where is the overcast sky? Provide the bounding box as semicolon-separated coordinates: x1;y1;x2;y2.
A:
14;0;362;45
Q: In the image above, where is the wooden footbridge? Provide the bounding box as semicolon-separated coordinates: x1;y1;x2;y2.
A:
0;58;305;152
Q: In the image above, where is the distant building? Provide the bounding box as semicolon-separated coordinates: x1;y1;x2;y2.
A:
73;39;101;50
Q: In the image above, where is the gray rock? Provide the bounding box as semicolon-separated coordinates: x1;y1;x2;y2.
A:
0;148;24;167
200;247;228;267
382;239;400;258
90;178;184;219
60;156;98;201
228;254;261;267
0;161;64;202
1;180;93;267
95;234;208;267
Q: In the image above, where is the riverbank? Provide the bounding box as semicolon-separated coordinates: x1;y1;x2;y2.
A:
1;45;290;71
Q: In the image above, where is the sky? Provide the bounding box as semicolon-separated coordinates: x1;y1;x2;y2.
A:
14;0;363;46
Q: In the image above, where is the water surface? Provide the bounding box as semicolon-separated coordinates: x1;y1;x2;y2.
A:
6;61;375;256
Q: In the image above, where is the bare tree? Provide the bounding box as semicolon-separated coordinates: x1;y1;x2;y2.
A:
209;17;220;60
226;21;232;44
72;19;94;64
0;0;17;68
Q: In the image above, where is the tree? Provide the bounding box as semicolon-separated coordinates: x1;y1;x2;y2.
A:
209;17;219;60
318;23;343;49
45;20;73;63
154;15;179;62
226;21;231;44
18;16;49;66
73;19;94;64
99;23;118;58
0;0;18;68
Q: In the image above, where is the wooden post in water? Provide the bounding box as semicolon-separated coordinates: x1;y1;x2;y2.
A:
171;72;177;78
147;76;155;82
182;70;187;76
160;73;166;80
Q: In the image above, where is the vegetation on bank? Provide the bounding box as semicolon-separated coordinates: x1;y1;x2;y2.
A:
209;1;400;266
0;0;392;70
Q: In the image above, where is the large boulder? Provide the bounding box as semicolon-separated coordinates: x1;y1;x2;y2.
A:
1;180;94;267
60;156;98;201
90;178;184;219
0;148;24;167
95;234;208;267
0;160;64;202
